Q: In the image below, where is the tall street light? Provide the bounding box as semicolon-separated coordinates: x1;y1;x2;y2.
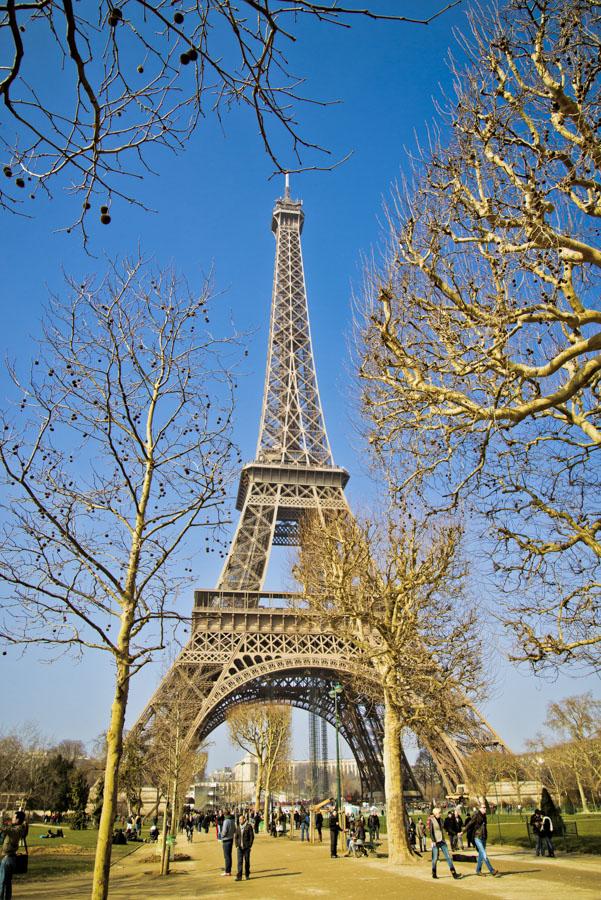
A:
329;682;343;814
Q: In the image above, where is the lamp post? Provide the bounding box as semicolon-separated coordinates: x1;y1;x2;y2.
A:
328;682;343;814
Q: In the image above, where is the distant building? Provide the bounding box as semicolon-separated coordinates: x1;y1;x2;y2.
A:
455;779;542;806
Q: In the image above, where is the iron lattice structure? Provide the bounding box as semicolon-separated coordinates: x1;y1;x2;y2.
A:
136;183;507;797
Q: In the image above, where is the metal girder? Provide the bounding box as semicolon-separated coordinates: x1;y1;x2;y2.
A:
137;184;508;801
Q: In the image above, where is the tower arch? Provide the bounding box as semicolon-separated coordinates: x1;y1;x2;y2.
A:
135;185;507;797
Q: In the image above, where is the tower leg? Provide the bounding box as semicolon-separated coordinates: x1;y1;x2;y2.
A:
217;494;278;591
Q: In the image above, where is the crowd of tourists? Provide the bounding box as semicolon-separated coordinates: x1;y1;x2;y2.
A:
92;797;559;884
0;795;561;895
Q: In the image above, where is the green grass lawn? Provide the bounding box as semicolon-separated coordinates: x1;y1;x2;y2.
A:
406;811;601;855
483;813;601;854
21;824;145;880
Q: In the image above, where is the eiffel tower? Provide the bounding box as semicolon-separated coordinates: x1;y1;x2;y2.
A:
136;180;506;797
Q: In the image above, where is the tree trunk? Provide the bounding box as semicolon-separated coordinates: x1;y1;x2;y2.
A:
254;761;264;822
383;693;415;865
263;771;271;831
91;657;130;900
160;801;170;875
575;770;590;814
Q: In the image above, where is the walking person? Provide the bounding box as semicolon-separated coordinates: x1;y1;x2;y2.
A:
220;809;235;876
367;812;377;843
329;810;341;858
429;807;461;880
234;813;255;881
0;810;27;900
462;804;499;877
315;810;323;842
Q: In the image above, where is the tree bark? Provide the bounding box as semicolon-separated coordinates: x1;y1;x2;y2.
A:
159;802;170;876
574;770;590;814
91;654;130;900
383;693;415;865
255;761;264;822
263;772;271;832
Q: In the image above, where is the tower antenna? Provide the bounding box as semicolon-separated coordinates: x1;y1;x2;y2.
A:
285;172;290;198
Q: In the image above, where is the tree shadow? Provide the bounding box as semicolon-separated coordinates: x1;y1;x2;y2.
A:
248;872;302;880
464;869;541;878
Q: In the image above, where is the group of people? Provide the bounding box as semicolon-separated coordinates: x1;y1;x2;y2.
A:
218;810;255;881
427;804;499;880
530;809;555;857
0;797;562;897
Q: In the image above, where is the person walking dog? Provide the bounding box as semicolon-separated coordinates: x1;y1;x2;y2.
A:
234;814;255;881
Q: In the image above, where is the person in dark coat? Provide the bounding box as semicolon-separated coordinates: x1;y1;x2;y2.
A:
444;810;458;849
329;810;341;858
462;804;499;876
367;813;377;843
315;810;323;842
530;809;544;856
234;813;255;881
300;811;310;841
253;810;261;834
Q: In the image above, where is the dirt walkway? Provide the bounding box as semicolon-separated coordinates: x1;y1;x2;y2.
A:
16;832;601;899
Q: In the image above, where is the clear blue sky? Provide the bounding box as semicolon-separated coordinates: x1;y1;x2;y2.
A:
1;1;597;769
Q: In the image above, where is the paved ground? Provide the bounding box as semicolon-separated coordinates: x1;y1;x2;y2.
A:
16;832;601;899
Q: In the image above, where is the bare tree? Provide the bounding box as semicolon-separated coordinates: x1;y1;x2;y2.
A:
464;749;527;806
0;256;239;899
524;743;573;810
140;681;207;874
295;506;482;864
359;0;601;673
413;746;445;803
119;730;148;817
544;693;601;811
0;1;460;240
0;725;48;807
226;702;291;824
463;750;501;803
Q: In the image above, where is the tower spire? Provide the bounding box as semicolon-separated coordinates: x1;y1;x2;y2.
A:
214;187;350;591
257;186;332;466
